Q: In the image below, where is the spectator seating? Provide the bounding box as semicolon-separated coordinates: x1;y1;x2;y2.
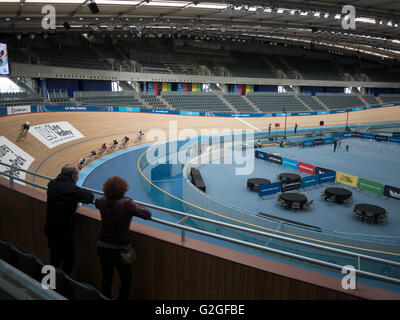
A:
316;94;365;109
0;92;45;106
139;92;168;108
74;91;144;107
379;94;400;104
0;240;107;300
161;92;231;113
48;90;74;105
362;95;380;105
223;93;256;113
298;94;326;111
246;92;309;113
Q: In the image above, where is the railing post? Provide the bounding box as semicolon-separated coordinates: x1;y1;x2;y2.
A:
177;216;189;242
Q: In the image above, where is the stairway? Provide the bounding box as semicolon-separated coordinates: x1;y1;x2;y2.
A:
243;95;262;113
294;94;313;111
314;96;330;110
215;91;238;113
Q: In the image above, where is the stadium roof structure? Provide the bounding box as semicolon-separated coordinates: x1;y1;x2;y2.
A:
0;0;399;62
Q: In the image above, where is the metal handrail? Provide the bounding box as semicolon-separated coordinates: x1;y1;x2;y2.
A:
1;161;400;286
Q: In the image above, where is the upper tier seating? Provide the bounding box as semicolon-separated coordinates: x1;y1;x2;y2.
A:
281;56;342;81
246;93;309;113
161;92;231;113
29;45;108;70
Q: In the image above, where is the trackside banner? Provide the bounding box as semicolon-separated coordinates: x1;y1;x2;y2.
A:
259;182;281;197
7;105;31;115
255;150;268;161
302;140;314;147
374;135;388;142
319;171;336;184
315;166;334;175
336;171;358;188
29;121;84;149
1;102;396;118
358;178;383;196
383;185;400;201
267;153;282;165
301;175;319;188
389;137;400;144
282;158;298;170
298;162;315;175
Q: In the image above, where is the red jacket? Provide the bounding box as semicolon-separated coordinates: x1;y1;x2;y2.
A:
95;197;151;247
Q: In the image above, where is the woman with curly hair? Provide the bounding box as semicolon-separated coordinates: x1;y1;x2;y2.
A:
95;176;151;300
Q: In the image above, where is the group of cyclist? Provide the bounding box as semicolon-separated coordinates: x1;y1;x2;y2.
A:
76;131;144;171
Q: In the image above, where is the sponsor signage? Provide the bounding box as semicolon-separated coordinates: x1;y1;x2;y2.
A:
302;140;314;148
7;105;31;115
362;133;375;140
383;185;400;201
0;43;9;75
374;135;388;142
352;132;362;138
282;157;298;170
298;162;315;175
0;136;35;185
255;150;268;160
323;137;334;144
389;137;400;144
358;178;383;196
267;153;282;165
315;166;333;175
393;132;400;137
313;138;324;146
301;175;319;189
336;171;358;188
29;121;84;149
319;171;336;184
259;182;281;197
344;132;352;138
281;180;301;192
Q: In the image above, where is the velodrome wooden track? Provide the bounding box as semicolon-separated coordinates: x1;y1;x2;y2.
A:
1;106;400;191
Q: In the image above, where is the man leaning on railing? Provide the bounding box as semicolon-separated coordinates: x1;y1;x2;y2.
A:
44;164;94;275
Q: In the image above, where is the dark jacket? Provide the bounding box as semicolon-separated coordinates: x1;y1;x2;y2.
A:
95;197;151;247
45;173;94;238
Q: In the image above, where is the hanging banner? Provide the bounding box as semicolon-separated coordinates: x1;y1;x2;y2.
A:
383;185;400;201
358;178;384;196
298;162;315;175
335;171;358;188
282;158;298;170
